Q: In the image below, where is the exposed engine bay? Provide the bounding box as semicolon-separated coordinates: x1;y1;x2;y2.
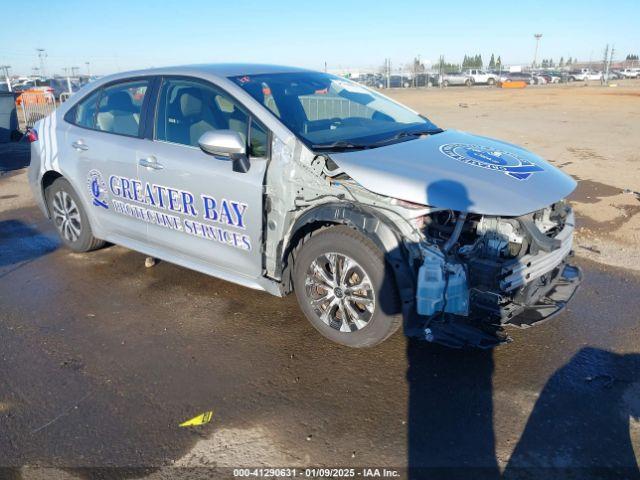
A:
415;201;581;348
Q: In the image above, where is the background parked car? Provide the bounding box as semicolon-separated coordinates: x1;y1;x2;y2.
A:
463;69;497;85
437;72;473;87
538;72;562;84
48;78;81;99
619;68;640;79
499;72;536;85
567;69;603;82
388;74;412;88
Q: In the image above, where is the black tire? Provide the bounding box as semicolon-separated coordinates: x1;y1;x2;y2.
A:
465;79;472;87
442;80;449;88
487;78;495;86
45;177;105;252
292;226;401;348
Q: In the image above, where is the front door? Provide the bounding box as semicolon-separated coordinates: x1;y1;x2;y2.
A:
137;77;270;278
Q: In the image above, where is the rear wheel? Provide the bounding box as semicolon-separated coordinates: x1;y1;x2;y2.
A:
292;226;401;348
46;177;105;252
442;80;449;88
487;78;495;86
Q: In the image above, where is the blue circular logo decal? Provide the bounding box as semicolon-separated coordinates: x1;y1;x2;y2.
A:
87;169;109;209
439;143;544;180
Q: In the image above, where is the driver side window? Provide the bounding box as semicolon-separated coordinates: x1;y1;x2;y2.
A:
155;78;268;157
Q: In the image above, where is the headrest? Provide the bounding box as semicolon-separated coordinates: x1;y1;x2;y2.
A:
106;91;135;112
179;88;203;117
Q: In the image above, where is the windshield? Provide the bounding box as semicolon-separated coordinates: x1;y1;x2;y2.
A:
230;71;440;150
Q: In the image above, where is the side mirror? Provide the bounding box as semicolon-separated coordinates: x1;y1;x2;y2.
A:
198;130;250;173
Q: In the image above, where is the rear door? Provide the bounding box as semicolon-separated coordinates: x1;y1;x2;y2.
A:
137;76;269;278
62;78;152;242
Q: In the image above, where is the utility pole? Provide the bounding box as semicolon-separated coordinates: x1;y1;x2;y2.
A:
533;34;543;69
85;61;91;76
384;58;391;89
0;65;11;92
62;67;73;93
604;45;615;85
36;48;47;78
602;44;609;85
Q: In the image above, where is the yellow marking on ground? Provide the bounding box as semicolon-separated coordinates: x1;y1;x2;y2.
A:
180;411;213;427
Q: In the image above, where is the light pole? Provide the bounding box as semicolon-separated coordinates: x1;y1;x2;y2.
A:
36;48;47;78
85;62;90;76
533;34;542;69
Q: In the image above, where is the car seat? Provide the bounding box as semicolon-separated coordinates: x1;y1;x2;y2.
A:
96;91;139;136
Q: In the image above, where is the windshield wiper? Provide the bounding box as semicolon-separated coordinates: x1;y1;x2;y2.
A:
311;141;370;151
375;128;444;145
312;128;443;152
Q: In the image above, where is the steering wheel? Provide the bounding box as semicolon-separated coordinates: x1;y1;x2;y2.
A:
328;117;343;129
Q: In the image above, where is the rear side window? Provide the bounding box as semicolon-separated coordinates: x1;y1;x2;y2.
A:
95;80;148;137
73;89;101;128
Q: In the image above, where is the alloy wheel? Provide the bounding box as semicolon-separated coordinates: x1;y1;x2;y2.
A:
304;252;375;333
52;191;82;242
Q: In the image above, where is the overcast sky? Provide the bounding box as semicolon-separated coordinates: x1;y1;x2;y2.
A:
0;0;638;76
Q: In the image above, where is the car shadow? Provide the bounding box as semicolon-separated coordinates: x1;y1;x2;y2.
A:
0;218;59;272
380;179;500;479
381;179;639;479
406;341;499;479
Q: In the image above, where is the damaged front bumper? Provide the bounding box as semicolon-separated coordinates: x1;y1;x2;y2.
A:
421;261;582;348
503;262;582;327
414;210;583;348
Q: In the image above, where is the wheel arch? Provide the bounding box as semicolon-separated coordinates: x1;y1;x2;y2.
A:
278;203;416;310
40;170;64;218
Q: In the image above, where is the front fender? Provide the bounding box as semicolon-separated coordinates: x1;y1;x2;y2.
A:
280;202;417;322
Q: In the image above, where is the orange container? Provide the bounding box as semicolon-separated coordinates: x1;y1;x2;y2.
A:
499;81;527;89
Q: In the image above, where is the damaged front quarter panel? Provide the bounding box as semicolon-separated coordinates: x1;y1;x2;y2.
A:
262;136;428;315
263;133;582;350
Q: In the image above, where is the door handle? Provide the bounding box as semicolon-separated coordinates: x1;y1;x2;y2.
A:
138;157;163;170
71;141;88;151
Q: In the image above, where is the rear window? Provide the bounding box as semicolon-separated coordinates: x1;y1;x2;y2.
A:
95;81;148;136
65;79;149;137
72;89;101;129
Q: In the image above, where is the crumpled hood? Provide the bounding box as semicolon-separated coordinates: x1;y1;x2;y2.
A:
330;129;577;216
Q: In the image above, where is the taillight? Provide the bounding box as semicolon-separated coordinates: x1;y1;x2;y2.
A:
26;129;38;143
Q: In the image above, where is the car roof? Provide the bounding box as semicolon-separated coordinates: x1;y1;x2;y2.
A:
98;63;315;83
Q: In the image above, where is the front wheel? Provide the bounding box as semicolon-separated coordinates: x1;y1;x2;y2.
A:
292;226;401;348
46;177;105;252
